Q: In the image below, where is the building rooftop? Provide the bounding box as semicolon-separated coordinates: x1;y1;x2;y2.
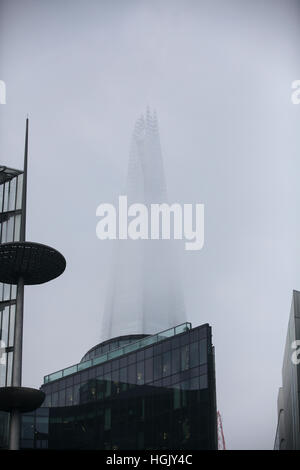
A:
44;322;192;384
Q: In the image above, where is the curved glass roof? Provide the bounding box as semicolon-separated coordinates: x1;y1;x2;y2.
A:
0;166;23;185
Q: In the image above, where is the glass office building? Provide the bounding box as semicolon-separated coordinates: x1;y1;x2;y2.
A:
274;290;300;450
0;166;23;448
19;322;217;450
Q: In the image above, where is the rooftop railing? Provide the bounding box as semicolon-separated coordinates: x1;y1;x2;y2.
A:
44;322;192;384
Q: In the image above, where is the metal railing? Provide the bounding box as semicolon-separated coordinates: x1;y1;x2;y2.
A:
44;322;192;384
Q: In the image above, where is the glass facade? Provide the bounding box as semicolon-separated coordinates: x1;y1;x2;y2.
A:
275;290;300;450
0;166;23;450
20;323;217;450
0;167;23;388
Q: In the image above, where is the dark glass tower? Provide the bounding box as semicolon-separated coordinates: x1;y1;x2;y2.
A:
21;322;217;450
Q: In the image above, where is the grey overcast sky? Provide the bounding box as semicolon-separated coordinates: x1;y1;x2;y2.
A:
1;0;300;449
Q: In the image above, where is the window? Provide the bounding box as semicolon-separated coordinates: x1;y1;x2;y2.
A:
199;374;208;390
190;342;199;368
104;408;111;430
58;389;65;407
66;386;73;406
181;345;189;371
145;358;153;383
128;363;137;384
172;348;180;374
162;351;171;376
137;361;144;384
154;355;162;380
120;367;127;384
199;339;207;365
52;392;58;407
173;388;181;409
22;416;34;439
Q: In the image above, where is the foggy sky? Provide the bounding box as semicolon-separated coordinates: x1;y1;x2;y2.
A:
1;0;300;449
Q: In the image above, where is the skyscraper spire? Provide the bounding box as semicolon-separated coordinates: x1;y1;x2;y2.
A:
101;109;185;341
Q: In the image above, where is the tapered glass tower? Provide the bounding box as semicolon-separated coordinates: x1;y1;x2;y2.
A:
101;109;186;341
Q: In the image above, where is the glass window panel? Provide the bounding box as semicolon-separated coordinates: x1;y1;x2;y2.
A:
16;174;23;210
104;408;111;430
49;370;63;382
93;354;107;366
199;374;208;390
78;360;91;371
145;358;153;383
63;365;77;377
0;184;3;211
119;367;127;384
190;376;199;390
73;384;80;404
199;338;207;365
8;178;16;211
107;349;120;360
11;285;17;300
145;347;153;359
173;388;181;409
52;392;59;407
8;305;15;347
111;359;119;371
137;350;144;362
137;361;144;384
6;351;13;386
14;214;21;241
43;394;51;407
58;389;65;406
124;342;139;354
153;355;162;381
128;363;136;384
3;184;8;212
3;284;10;302
105;378;111;398
111;369;119;382
171;348;180;374
22;416;34;439
36;416;48;434
175;323;191;335
190;342;199;368
1;221;7;243
65;386;73;406
1;305;9;346
142;336;157;347
6;216;14;241
0;357;7;387
162;351;171;377
96;379;104;400
128;353;136;365
181;345;190;371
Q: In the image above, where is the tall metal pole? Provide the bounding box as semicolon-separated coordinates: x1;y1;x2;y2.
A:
9;118;28;450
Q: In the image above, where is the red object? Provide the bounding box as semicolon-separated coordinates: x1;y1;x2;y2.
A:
217;411;226;450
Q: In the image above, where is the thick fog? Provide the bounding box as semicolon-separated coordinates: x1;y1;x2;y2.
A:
0;0;300;449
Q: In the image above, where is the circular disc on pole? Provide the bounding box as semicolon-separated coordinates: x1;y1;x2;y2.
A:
0;241;66;285
0;387;45;413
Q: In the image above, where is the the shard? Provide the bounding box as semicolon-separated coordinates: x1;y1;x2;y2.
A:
101;109;186;341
